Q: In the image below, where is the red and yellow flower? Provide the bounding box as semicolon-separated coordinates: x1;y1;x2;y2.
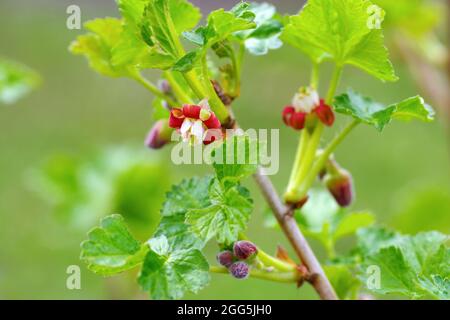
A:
169;102;222;145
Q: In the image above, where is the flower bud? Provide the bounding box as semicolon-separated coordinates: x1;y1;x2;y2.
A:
314;99;335;127
324;169;354;207
233;241;258;260
229;261;249;280
216;250;234;268
158;79;172;95
145;120;172;149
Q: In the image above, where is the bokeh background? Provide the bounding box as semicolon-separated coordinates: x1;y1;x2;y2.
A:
0;0;449;299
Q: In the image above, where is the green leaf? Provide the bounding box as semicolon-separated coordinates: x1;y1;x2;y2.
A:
0;58;40;105
172;50;202;73
183;3;256;49
155;214;204;250
156;176;213;250
358;227;450;299
324;264;361;300
138;235;210;300
70;18;132;77
211;135;259;185
112;0;177;70
333;212;376;242
80;214;148;276
161;176;213;217
142;0;201;59
235;2;284;56
282;0;397;81
186;179;253;244
334;89;434;131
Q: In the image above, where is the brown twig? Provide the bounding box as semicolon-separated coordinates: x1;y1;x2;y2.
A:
253;168;338;300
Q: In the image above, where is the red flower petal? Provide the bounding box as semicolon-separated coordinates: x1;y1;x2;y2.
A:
315;100;335;127
169;108;184;129
182;105;201;119
282;106;295;126
203;129;222;145
203;113;221;129
289;112;306;130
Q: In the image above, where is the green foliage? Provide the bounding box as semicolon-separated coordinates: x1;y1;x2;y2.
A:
334;89;434;131
296;189;375;256
70;18;130;77
182;3;256;49
0;58;40;104
212;135;259;185
30;148;169;237
161;176;212;217
138;235;210;300
71;0;202;77
141;0;201;59
234;2;283;56
81;215;148;276
357;227;450;299
282;0;397;81
324;264;361;300
186;179;253;244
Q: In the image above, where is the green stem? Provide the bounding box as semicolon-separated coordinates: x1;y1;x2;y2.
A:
284;64;344;203
183;71;206;100
164;71;192;105
162;1;185;57
210;266;299;284
326;65;343;105
286;123;324;201
132;73;178;107
297;120;359;197
257;250;296;272
200;53;230;122
286;130;310;195
311;63;320;90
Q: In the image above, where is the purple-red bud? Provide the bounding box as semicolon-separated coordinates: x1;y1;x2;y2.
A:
229;261;249;280
325;169;354;207
145;120;172;149
233;241;258;260
158;79;172;95
216;250;234;268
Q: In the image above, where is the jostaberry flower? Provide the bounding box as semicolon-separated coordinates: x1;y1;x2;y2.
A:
233;241;258;260
229;261;250;280
324;168;354;207
216;250;234;268
145;120;172;149
169;101;222;145
282;87;335;130
314;99;335;127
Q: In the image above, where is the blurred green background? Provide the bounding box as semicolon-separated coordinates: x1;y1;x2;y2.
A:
0;0;449;299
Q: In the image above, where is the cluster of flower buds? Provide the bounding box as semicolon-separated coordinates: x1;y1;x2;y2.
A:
282;87;335;130
216;240;258;280
321;158;355;207
169;100;222;145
